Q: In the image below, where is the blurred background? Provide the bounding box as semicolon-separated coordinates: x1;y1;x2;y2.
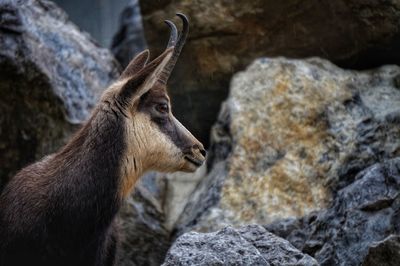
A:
52;0;129;47
1;0;400;265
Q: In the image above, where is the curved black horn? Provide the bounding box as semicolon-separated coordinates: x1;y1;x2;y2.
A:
164;20;178;48
158;13;190;84
174;13;189;54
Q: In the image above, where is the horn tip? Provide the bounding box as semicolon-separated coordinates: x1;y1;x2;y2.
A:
176;12;189;22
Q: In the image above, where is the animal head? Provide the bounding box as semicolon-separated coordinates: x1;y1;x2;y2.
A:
101;14;206;180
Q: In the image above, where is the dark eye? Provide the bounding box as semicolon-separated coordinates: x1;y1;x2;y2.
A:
155;103;169;114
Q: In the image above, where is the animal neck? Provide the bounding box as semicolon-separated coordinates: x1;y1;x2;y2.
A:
53;106;130;227
118;115;149;199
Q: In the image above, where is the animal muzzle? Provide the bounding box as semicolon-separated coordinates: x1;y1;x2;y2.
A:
184;143;206;167
172;116;206;168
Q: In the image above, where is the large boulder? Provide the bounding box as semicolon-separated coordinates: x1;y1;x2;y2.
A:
162;225;318;266
0;0;119;185
175;57;400;235
267;158;400;266
140;0;400;144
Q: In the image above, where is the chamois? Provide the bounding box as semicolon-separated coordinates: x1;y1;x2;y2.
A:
0;14;205;266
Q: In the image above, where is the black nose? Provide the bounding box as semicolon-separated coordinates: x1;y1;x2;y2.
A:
200;148;207;157
192;144;206;157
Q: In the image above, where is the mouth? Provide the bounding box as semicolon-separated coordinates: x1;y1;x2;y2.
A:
184;155;203;167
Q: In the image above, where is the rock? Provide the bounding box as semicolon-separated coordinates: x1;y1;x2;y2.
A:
52;0;131;47
117;172;171;266
0;0;120;185
162;224;318;266
163;164;207;230
175;57;400;234
118;167;207;266
140;0;400;144
264;215;315;240
362;235;400;266
271;158;400;266
111;0;147;68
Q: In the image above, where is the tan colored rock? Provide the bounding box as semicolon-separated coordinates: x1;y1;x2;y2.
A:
141;0;400;144
175;57;400;234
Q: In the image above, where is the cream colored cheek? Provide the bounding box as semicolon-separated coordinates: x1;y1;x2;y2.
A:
128;113;186;171
148;129;185;170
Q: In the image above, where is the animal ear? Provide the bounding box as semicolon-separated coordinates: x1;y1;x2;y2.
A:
116;13;189;107
117;48;174;106
119;49;150;80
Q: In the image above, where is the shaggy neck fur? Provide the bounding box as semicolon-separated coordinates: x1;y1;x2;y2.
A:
50;107;126;233
0;104;131;265
53;100;146;216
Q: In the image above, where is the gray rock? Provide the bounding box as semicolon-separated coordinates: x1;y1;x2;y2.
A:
0;0;119;186
118;172;171;266
272;158;400;266
117;167;207;266
264;216;316;240
175;57;400;235
162;225;318;266
141;0;400;144
111;0;147;68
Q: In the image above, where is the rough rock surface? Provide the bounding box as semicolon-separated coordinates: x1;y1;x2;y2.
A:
111;0;147;68
140;0;400;144
162;225;318;266
0;0;119;184
117;167;206;266
268;158;400;266
118;172;171;266
163;164;207;230
175;57;400;234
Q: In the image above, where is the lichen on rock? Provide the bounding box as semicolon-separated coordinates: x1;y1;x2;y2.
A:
176;57;400;234
141;0;400;144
